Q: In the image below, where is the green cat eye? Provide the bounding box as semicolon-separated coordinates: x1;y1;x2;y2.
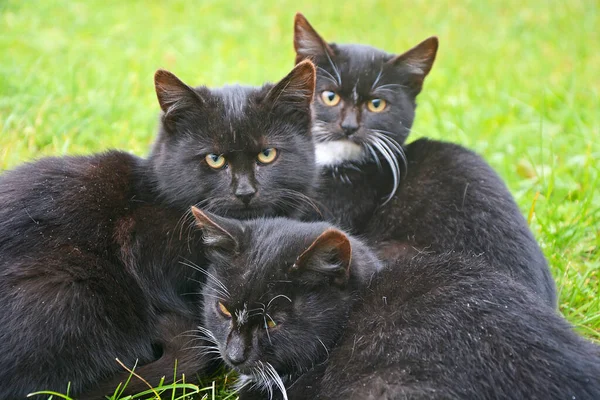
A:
321;90;341;106
367;98;387;113
205;153;226;169
257;148;278;165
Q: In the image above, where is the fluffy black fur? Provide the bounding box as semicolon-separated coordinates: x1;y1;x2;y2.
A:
288;251;600;400
0;61;316;399
293;13;556;306
195;215;600;400
193;211;382;399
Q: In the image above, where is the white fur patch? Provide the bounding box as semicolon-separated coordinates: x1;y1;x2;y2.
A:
315;141;365;166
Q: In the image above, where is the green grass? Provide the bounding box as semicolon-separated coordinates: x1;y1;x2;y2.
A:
1;0;599;398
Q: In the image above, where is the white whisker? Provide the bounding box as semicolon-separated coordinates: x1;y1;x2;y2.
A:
267;294;292;308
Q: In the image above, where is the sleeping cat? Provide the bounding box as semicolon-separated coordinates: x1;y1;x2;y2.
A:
0;60;316;399
194;211;600;400
293;13;557;306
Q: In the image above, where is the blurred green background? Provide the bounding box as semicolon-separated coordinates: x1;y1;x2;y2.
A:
1;0;598;344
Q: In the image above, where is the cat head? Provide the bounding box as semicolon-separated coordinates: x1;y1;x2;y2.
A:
148;61;316;218
294;13;437;190
192;207;381;394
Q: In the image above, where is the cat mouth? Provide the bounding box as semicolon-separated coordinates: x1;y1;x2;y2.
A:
222;204;273;219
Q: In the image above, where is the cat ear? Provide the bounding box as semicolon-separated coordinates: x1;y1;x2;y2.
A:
294;13;335;63
154;69;204;121
191;207;241;253
291;228;352;287
265;60;316;110
387;36;439;94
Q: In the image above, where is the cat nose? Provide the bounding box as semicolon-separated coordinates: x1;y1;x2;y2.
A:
235;186;256;205
234;175;257;205
226;345;246;365
341;124;359;136
226;335;248;365
340;110;359;136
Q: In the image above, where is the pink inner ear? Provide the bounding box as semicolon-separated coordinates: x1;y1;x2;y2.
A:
295;228;352;272
191;206;211;228
191;206;227;235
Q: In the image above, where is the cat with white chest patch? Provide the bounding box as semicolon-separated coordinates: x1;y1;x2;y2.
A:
294;13;557;306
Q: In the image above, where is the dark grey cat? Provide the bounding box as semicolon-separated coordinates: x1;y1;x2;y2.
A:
0;61;316;399
195;212;600;400
293;13;557;306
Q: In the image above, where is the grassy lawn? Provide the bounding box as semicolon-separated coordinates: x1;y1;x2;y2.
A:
1;0;598;398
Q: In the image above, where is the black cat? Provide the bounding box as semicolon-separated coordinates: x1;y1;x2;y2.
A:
194;211;600;400
293;13;557;306
0;60;316;399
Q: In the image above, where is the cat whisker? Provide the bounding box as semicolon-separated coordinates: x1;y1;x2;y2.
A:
194;326;219;345
200;292;228;302
257;302;267;313
322;52;342;86
263;316;272;344
372;130;408;172
275;188;324;216
368;136;400;204
264;362;289;400
232;374;253;394
255;362;274;400
316;66;339;86
204;284;230;299
370;66;384;92
316;336;330;366
267;294;292;309
175;198;213;250
374;83;409;91
364;143;383;171
179;259;231;297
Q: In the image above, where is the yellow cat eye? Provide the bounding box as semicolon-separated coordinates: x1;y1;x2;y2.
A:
205;154;226;169
321;91;341;107
257;148;278;165
217;302;231;318
266;319;277;329
367;98;387;113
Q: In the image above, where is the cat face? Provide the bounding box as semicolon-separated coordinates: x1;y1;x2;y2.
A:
192;208;362;394
294;13;437;173
148;61;316;218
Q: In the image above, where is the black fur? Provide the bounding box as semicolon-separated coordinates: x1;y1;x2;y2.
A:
365;138;557;306
195;215;600;400
293;13;556;306
194;212;382;398
0;61;316;399
288;251;600;400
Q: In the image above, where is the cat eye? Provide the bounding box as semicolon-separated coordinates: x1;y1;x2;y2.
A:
257;148;278;165
367;98;387;113
205;154;226;169
217;302;232;318
266;319;277;329
321;90;341;107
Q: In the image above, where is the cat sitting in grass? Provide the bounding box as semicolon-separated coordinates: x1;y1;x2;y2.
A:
293;13;557;307
0;60;317;399
194;209;600;400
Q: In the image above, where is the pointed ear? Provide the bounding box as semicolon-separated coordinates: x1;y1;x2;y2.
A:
291;228;352;287
191;207;241;253
154;69;203;122
265;60;316;110
294;13;334;64
387;36;438;94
